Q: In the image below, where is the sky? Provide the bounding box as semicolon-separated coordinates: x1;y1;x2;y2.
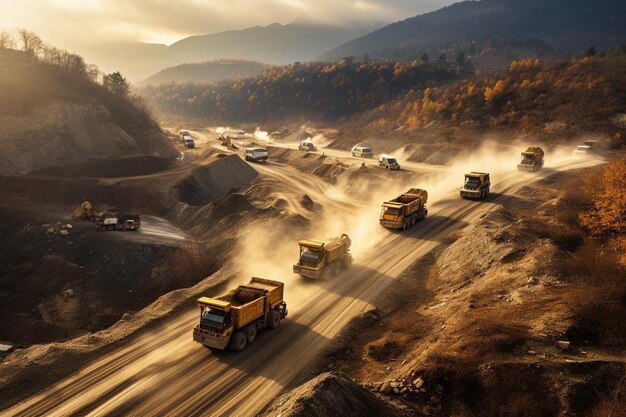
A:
0;0;457;48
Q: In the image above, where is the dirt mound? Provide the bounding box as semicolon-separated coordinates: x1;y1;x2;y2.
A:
173;155;257;205
262;372;405;417
29;156;177;178
0;199;214;346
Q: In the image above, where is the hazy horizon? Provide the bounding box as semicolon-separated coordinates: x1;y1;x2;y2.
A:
0;0;456;49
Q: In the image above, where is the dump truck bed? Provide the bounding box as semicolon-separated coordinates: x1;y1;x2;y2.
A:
213;277;284;328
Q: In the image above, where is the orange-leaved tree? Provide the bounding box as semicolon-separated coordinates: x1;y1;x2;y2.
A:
580;155;626;266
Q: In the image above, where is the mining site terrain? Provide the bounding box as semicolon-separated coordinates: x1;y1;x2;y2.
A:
2;123;622;417
1;13;625;416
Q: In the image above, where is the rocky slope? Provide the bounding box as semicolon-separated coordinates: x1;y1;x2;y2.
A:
0;53;178;175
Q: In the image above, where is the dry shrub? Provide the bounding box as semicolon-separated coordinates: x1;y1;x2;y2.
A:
366;335;405;362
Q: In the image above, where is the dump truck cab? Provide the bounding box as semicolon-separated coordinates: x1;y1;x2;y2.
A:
193;277;287;352
196;298;234;350
517;147;544;171
295;240;326;278
460;172;490;200
293;235;352;279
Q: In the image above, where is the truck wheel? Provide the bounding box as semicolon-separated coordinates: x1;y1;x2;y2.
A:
107;225;115;231
486;187;490;197
342;256;352;270
268;310;281;329
244;325;257;344
228;331;247;352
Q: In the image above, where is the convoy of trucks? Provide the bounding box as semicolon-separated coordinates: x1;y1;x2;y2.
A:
517;147;544;171
460;172;491;200
379;188;428;230
293;234;353;279
193;277;287;352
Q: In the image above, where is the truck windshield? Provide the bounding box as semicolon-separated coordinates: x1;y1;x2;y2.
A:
300;246;322;265
201;307;229;329
464;178;480;189
387;158;397;164
381;206;400;216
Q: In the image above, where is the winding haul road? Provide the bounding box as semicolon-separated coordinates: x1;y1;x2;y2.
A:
3;141;600;416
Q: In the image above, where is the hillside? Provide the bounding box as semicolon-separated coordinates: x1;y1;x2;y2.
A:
141;59;269;86
0;49;177;175
321;0;626;65
85;22;381;82
142;59;460;123
350;55;626;142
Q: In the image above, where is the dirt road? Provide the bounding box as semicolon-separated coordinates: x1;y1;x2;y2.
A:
2;155;600;417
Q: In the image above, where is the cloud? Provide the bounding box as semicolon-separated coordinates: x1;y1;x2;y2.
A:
0;0;456;48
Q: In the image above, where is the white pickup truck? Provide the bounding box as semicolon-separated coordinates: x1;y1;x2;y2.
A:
244;147;269;162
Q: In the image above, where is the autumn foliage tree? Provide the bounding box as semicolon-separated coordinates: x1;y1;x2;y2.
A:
580;156;626;266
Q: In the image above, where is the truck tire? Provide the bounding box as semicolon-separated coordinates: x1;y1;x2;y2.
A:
486;187;490;197
342;256;352;270
244;325;257;344
268;310;281;329
228;331;247;352
107;225;115;231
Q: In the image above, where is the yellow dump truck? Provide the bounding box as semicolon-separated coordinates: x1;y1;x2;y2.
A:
460;172;491;200
192;277;287;352
379;188;428;230
293;234;353;279
517;147;545;171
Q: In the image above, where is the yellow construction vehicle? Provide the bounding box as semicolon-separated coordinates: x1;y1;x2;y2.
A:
380;188;428;230
517;147;545;171
460;172;490;200
293;234;352;279
192;277;287;352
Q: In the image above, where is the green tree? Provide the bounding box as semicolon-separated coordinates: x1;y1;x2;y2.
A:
436;127;456;148
103;71;130;97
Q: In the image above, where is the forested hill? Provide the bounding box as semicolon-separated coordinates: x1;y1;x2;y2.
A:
349;54;626;141
141;60;269;86
142;59;461;123
321;0;626;63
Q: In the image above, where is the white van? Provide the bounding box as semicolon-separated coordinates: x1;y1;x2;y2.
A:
244;147;268;162
182;134;195;148
379;154;400;170
573;145;591;155
351;145;373;158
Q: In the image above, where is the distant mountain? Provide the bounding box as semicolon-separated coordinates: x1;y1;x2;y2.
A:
320;0;626;63
141;59;269;86
84;22;382;82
